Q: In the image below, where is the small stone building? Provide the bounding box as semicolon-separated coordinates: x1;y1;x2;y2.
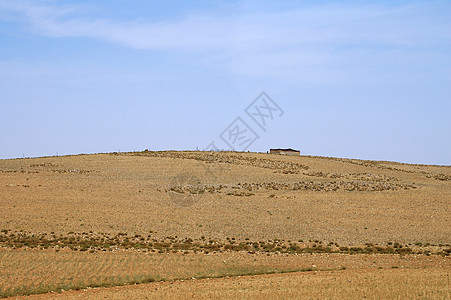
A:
269;148;300;155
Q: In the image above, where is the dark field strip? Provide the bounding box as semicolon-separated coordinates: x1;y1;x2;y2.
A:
122;151;310;173
168;180;416;196
0;230;449;256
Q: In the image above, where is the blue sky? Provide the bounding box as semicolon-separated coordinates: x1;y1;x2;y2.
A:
0;0;450;164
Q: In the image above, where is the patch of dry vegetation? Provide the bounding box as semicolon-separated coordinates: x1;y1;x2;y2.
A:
433;173;451;181
1;229;449;256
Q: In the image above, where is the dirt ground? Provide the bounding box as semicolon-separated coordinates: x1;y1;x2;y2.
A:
0;151;449;245
0;151;450;298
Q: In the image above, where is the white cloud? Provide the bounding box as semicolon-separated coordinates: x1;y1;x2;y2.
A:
0;0;450;84
2;0;449;50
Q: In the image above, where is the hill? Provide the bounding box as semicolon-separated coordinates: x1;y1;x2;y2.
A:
0;151;450;298
1;151;449;244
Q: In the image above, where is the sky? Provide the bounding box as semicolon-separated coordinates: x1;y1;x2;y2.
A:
0;0;450;165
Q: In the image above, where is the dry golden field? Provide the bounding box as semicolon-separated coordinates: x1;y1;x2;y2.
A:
17;268;450;300
0;151;450;298
2;249;449;297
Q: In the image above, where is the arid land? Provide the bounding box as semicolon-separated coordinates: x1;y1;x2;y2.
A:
0;151;450;298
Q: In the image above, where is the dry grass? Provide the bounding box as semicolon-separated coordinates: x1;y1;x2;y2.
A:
1;229;448;255
0;151;450;298
1;249;450;298
15;268;451;300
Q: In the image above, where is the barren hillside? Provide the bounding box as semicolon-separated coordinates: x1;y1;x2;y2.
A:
1;151;450;298
1;151;449;245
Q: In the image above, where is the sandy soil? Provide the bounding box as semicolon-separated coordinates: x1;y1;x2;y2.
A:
0;151;449;245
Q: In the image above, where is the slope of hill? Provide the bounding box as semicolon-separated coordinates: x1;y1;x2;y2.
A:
1;151;449;244
0;151;450;298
